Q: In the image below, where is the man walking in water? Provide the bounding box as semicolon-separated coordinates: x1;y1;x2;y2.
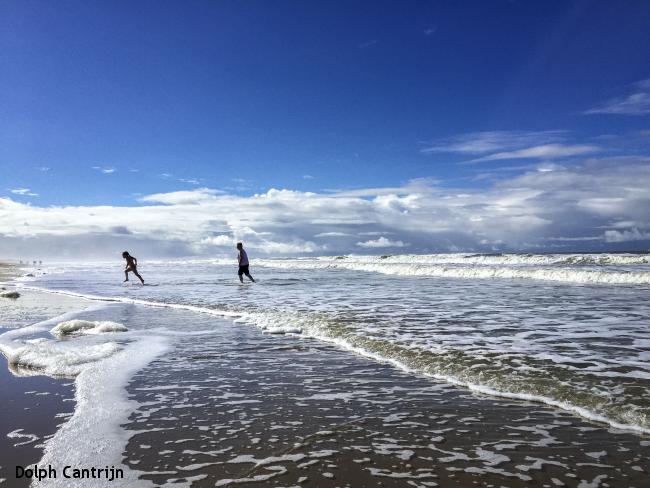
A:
237;242;255;283
122;251;145;284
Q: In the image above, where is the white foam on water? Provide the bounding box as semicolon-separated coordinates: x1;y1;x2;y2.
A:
15;284;650;436
34;334;170;487
255;259;650;285
50;320;128;336
0;295;171;486
0;306;115;376
2;338;121;377
312;333;650;435
150;252;650;267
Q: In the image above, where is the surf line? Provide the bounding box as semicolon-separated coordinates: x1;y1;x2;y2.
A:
15;283;245;320
14;284;650;436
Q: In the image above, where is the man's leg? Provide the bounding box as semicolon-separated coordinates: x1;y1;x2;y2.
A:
245;270;255;282
238;267;244;283
124;270;129;282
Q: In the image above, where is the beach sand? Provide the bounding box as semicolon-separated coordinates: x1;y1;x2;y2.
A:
0;284;648;487
0;266;87;487
0;263;18;282
117;303;649;487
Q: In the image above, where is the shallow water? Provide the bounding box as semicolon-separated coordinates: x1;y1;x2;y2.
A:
1;252;650;486
13;252;650;433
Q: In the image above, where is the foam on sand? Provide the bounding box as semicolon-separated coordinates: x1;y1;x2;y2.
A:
15;284;650;436
50;319;128;336
2;338;121;377
34;335;170;487
0;300;171;486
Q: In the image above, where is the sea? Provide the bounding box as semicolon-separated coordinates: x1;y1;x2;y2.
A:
1;252;649;486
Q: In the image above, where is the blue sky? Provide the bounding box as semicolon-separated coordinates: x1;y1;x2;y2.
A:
1;0;650;257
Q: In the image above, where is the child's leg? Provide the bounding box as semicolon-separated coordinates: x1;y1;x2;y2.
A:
133;269;145;284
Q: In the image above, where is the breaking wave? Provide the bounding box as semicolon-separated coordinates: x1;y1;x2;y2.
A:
254;254;650;285
14;284;650;435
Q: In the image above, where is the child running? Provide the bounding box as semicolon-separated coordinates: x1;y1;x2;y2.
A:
122;251;145;284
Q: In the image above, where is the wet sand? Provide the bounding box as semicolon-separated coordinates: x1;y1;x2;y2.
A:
0;263;19;283
1;286;649;487
0;352;75;487
0;274;85;487
117;304;650;487
0;263;74;487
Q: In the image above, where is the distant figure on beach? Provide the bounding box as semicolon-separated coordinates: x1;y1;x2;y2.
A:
122;251;145;284
237;242;255;283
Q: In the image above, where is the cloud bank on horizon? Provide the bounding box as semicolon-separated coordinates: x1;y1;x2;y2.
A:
2;154;649;259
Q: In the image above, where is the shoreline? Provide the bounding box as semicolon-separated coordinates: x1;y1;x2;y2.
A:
0;270;80;487
14;282;650;436
1;280;648;486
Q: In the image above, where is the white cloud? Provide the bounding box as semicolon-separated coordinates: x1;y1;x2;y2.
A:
359;39;379;49
357;237;408;248
178;178;202;185
139;188;223;205
92;166;116;174
2;156;650;258
470;144;600;162
604;228;650;243
315;232;352;237
421;130;564;155
9;188;38;196
585;80;650;115
200;235;234;246
422;131;600;163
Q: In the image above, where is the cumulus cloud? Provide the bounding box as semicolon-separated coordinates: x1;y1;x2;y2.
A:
357;237;408;248
201;234;235;246
585;79;650;115
140;188;223;205
1;156;650;259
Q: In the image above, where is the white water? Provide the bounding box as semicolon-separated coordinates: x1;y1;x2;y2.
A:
7;252;650;435
0;303;170;485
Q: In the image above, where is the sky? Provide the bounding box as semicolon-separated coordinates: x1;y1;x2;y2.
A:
1;0;650;259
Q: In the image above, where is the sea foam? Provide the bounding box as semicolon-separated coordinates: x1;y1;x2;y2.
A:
17;284;650;436
254;256;650;285
50;319;128;336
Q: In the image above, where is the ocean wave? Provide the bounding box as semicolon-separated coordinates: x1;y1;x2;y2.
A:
255;260;650;285
131;252;650;269
236;310;650;435
16;284;650;435
335;252;650;266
